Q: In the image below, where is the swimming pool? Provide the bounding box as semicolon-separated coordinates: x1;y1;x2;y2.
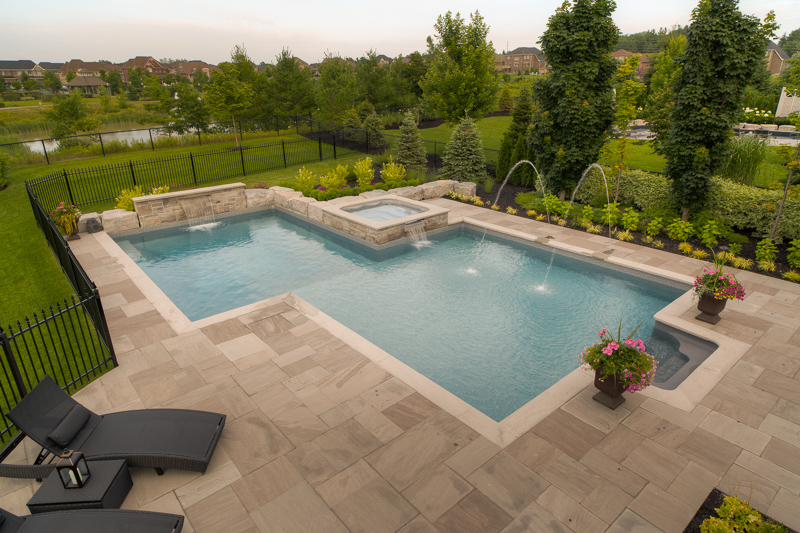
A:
114;209;688;421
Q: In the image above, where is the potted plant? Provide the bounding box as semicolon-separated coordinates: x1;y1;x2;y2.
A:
579;323;657;409
693;254;746;324
49;202;82;241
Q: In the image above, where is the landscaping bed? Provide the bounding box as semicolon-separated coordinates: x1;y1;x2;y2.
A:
683;489;797;533
464;181;800;283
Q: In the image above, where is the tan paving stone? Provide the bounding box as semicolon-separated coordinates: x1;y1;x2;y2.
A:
467;452;550;517
581;483;633;525
201;318;251;344
699;411;771;454
541;453;603;502
161;330;222;368
250;482;343;533
247;314;295;341
718;464;780;513
398;515;439;533
758;413;800;449
594;423;646;463
761;437;800;476
320;396;371;428
295;384;338;415
272;405;330;445
282;355;322;377
754;370;800;405
622;439;689;490
354;406;404;443
535;485;607;533
251;382;304;418
175;460;241;508
195;355;239;384
433;490;513;533
605;509;665;533
360;376;415;411
533;409;605;461
628;484;695;533
623;407;691;450
666;461;719;509
315;459;379;507
316;360;392;403
734;451;800;494
312;344;367;373
743;346;800;378
703;394;769;429
272;345;317;368
283;365;331;392
237;303;293;325
446;436;502;478
402;463;471;522
231;456;305;512
772;398;800;425
676;428;742;477
217;333;273;362
232;361;288;395
285;441;338;487
381;392;442;431
332;476;419;533
767;488;800;532
312;418;383;471
219;409;294;476
579;449;647;497
562;388;631;434
725;360;765;385
217;386;257;418
139;492;196;532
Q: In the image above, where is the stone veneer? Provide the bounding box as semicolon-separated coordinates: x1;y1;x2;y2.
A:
132;183;247;227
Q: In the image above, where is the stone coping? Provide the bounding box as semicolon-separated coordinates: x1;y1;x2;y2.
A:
315;195;450;232
93;206;739;447
131;182;246;205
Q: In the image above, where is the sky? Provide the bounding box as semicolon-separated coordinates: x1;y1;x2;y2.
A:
2;0;798;65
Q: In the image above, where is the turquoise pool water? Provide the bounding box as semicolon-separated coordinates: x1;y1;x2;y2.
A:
115;210;687;421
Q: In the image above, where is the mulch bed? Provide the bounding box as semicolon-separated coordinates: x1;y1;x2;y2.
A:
683;489;797;532
468;181;797;281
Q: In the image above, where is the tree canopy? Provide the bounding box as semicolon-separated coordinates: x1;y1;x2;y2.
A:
47;92;99;138
420;11;500;122
316;54;357;124
266;49;316;116
663;0;776;218
644;35;686;154
528;0;619;198
204;46;256;147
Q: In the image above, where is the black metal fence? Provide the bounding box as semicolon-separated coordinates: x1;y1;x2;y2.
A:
28;134;343;213
0;186;117;446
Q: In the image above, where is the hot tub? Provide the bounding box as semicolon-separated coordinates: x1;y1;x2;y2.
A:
342;200;427;222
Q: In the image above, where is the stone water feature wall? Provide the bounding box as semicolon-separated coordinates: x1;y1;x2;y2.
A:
133;183;247;227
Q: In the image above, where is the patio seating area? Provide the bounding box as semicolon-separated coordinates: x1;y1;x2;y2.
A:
1;198;799;533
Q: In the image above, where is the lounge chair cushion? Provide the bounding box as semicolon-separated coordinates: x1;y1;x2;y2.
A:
47;404;90;448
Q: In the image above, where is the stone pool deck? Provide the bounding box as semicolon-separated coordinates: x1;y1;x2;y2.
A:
2;198;800;532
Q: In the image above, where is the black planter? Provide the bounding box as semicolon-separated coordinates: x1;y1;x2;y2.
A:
592;367;626;409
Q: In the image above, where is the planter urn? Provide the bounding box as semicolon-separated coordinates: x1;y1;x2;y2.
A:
696;292;726;324
592;367;626;409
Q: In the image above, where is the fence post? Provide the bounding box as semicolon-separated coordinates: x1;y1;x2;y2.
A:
149;129;155;151
238;121;243;141
282;140;287;167
276;117;280;137
240;147;246;176
129;161;137;186
62;169;75;205
434;142;438;169
295;115;299;135
318;137;323;161
333;134;337;159
190;152;197;186
99;133;105;157
366;131;370;153
197;128;202;146
41;140;50;165
1;328;28;397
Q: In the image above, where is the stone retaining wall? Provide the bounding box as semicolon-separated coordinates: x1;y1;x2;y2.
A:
133;183;247;227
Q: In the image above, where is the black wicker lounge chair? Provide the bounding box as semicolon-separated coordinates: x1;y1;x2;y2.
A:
0;507;183;533
5;376;225;475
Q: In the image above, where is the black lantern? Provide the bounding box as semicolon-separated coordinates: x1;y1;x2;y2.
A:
56;450;91;489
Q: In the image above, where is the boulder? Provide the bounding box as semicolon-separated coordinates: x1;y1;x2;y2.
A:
778;125;797;132
389;186;424;201
102;209;140;233
269;186;303;208
329;196;362;205
359;190;390;199
761;124;778;131
244;188;275;208
419;180;457;199
454;182;477;197
78;212;103;234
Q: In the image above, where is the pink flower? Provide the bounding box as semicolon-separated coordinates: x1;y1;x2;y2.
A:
602;346;613;355
624;339;636;347
607;342;619;351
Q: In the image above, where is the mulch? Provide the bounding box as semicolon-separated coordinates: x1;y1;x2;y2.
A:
682;488;797;532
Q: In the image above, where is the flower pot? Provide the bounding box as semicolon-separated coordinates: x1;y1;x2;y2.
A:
696;292;726;324
592;367;626;409
66;222;81;241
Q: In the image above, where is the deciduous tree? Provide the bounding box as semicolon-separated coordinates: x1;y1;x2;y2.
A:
528;0;619;199
644;35;685;154
663;0;776;219
420;11;500;123
267;49;316;116
205;61;255;148
42;71;62;93
316;54;356;124
47;92;99;138
609;54;646;201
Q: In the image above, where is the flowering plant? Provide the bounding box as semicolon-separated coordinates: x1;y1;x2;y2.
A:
49;202;82;235
693;253;746;301
579;323;657;393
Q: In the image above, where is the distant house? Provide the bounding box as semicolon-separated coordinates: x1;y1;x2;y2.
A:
170;60;220;81
318;56;356;74
120;56;172;80
376;54;393;67
494;47;548;74
766;42;790;76
38;62;65;74
60;60;124;83
65;75;109;96
610;49;651;79
0;60;44;84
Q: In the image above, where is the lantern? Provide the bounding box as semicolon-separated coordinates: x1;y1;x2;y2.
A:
56;450;91;489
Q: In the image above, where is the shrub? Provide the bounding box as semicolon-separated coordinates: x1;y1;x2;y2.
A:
732;257;754;270
115;185;144;211
755;238;778;263
652;239;665;249
783;271;800;283
786;239;800;269
728;243;742;256
720;134;770;185
363;112;388;150
580;205;596;225
394;111;427;173
0;152;9;190
678;242;694;255
526;209;537;217
615;229;633;241
320;164;349;190
506;206;517;215
645;217;664;237
484;176;495;194
354;157;374;188
691;249;710;259
621;211;640;231
380;156;406;185
758;260;776;272
587;224;602;234
700;220;723;249
666;219;694;241
440;116;487;183
700;495;787;532
341;109;363;143
498;86;513;112
296;166;316;190
572;166;677;214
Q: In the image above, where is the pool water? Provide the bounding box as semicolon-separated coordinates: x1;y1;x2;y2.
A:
115;210;687;421
343;202;426;222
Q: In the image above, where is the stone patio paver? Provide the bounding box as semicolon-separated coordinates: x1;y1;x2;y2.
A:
5;202;800;532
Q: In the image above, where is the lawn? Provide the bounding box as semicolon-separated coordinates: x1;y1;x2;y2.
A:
387;116;512;150
0;142;364;326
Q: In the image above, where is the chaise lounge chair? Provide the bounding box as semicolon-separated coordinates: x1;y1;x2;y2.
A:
0;507;183;533
5;376;225;475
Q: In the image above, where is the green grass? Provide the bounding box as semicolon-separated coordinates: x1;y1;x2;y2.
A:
0;140;364;326
0;100;49;108
387;116;512;150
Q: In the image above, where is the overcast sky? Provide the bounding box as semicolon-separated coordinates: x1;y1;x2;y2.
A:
2;0;797;65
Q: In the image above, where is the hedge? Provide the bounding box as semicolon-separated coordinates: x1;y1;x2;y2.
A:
572;166;799;242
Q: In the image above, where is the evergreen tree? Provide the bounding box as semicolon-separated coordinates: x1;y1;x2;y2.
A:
356;50;395;109
267;49;316;116
421;11;501;122
510;134;534;186
496;133;515;181
394;111;428;173
528;0;619;199
363;112;388;150
609;54;646;201
341;109;363;143
496;85;532;181
664;0;775;219
440;117;486;182
498;86;513;112
316;54;356;124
